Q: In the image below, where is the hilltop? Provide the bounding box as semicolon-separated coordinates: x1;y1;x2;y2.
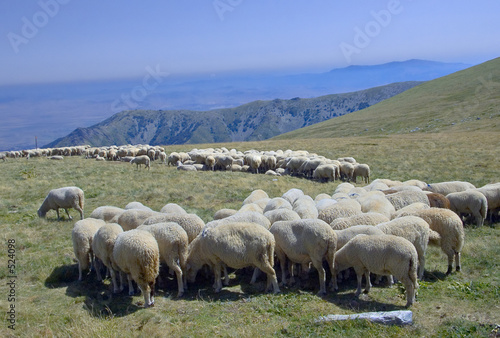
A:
274;57;500;140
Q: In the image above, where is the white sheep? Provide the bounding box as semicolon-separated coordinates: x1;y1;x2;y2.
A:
356;191;395;219
339;162;354;181
334;183;355;194
333;224;385;250
112;229;160;307
423;181;476;195
475;183;500;222
391;202;430;219
242;189;269;205
92;223;124;293
264;208;301;224
318;199;362;224
160;203;187;215
137;222;189;297
116;209;159;231
38;186;85;220
89;206;125;222
270;219;337;295
446;190;488;227
312;164;337;182
376;216;435;279
263;197;293;213
410;208;464;275
186;222;280;293
130;155;151;170
385;190;430;211
125;201;153;211
330;213;390;230
72;218;106;281
142;213;205;243
213;208;238;220
332;234;418;307
205;211;271;230
352;164;370;183
292;195;319;219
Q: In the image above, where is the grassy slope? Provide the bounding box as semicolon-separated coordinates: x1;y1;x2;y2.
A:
274;57;500;139
0;134;499;337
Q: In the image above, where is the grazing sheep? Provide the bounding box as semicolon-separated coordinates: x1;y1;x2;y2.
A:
410;208;464;275
356;191;395;219
137;222;189;297
426;193;451;209
264;209;301;224
339;162;354;181
475;183;500;222
116;209;159;231
49;155;64;160
446;190;488;227
142;213;205;243
160;203;187;215
352;164;370;183
131;155;151;170
332;234;418;307
292;195;319;219
391;202;430;219
423;181;476;195
334;183;355;194
385;190;430;211
263;197;293;213
238;202;264;214
318;199;362;224
334;225;385;250
330;213;390;230
205;211;271;230
213;208;238;220
38;186;85;220
312;164;337;182
92;223;124;292
186;222;280;293
376;216;435;279
89;206;125;222
125;201;153;211
270;219;337;295
242;189;269;205
72;218;106;281
282;188;305;205
112;229;160;307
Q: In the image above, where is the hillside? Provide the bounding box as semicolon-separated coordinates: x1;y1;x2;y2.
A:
44;81;420;147
274;57;500;140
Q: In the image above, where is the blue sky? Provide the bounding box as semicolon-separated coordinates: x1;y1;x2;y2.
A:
1;0;499;85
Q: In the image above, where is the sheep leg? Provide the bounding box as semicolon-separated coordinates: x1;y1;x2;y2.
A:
363;271;372;294
250;268;260;284
258;261;280;294
118;271;125;292
354;271;363;297
213;262;223;293
64;208;73;220
94;259;103;281
127;275;135;295
418;255;425;280
223;265;230;286
275;248;288;285
402;276;415;307
167;259;184;297
311;258;326;296
55;208;61;220
77;261;83;281
455;251;461;272
109;268;120;293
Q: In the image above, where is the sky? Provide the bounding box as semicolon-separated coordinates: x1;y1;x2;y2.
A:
1;0;499;86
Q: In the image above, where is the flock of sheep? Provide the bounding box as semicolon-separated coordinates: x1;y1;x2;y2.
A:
37;170;500;308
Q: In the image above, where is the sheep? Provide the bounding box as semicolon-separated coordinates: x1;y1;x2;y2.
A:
38;186;84;220
334;225;385;250
315;193;332;202
72;218;106;281
112;229;160;307
0;153;6;161
385;190;430;211
426;192;451;209
282;188;305;205
142;213;205;243
186;222;280;293
332;234;418;307
475;183;500;222
339;162;354;181
334;183;355;194
376;216;435;279
423;181;476;195
263;197;293;213
270;219;337;295
312;164;337;182
160;203;187;215
352;163;370;183
391;202;430;219
92;223;124;293
242;189;269;205
49;155;64;160
205;211;271;230
213;208;238;220
318;199;362;224
125;201;153;211
330;213;390;230
356;191;395;219
446;190;488;227
292;195;318;219
137;222;189;297
167;152;180;166
89;206;125;222
131;155;151;170
410;208;464;275
238;203;264;214
116;209;159;231
316;198;339;213
264;208;301;224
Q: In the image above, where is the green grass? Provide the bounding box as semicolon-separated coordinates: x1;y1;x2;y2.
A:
0;132;499;337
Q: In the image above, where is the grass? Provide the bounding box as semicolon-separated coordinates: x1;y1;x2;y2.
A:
0;132;499;337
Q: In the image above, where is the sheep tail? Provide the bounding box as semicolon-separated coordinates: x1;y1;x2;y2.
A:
428;230;441;246
78;191;85;211
480;200;487;220
409;255;418;290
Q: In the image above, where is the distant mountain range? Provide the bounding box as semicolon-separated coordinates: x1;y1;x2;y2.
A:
0;59;471;150
45;82;421;147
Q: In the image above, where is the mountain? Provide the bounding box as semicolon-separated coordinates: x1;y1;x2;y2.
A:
273;57;500;140
44;81;421;147
1;59;470;151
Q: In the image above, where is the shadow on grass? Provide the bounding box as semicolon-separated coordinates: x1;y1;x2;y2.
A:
45;264;141;318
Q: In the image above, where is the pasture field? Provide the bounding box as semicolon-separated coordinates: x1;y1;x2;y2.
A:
0;132;499;337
